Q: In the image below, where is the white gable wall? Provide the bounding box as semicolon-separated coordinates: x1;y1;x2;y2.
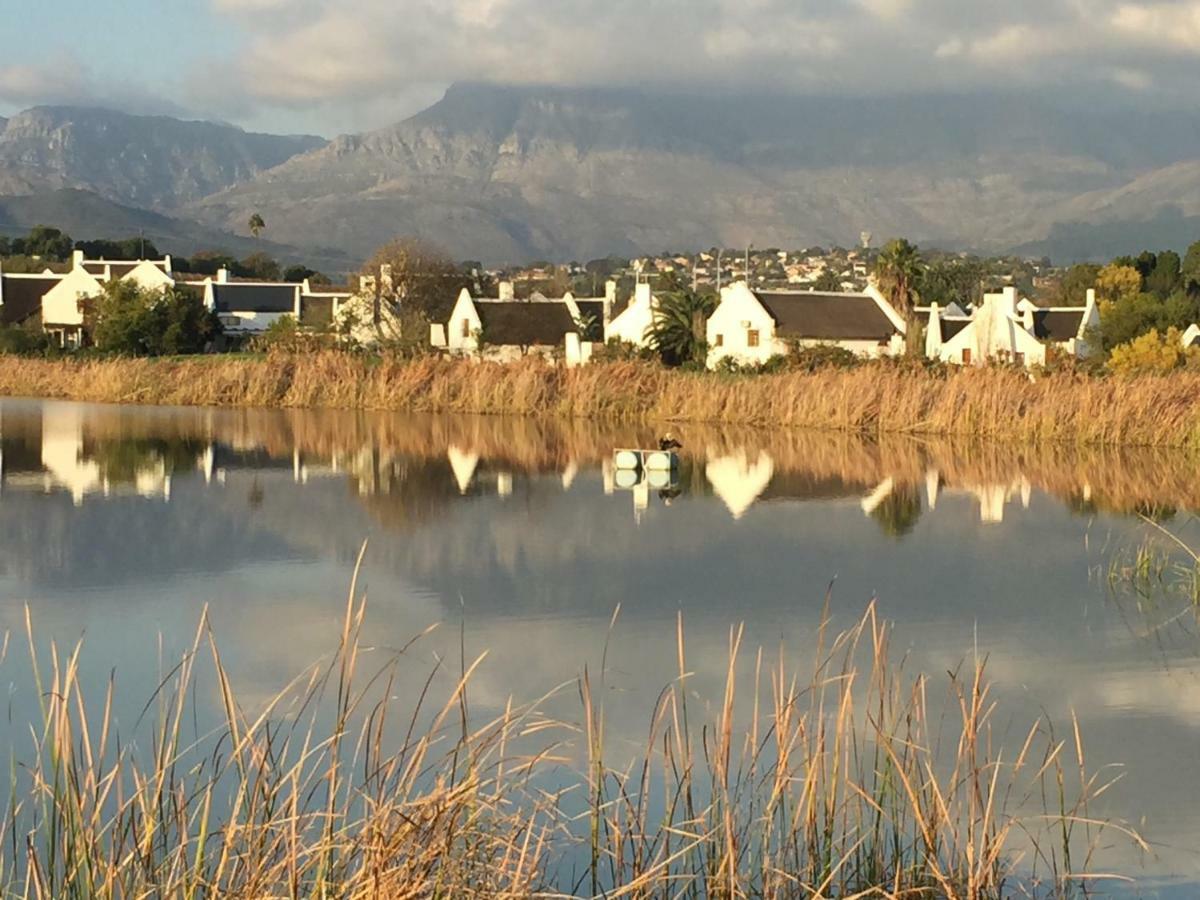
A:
706;284;780;368
446;289;482;354
607;283;656;346
42;269;103;327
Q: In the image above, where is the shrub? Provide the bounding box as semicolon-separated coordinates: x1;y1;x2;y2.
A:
0;324;57;357
788;342;861;372
1108;327;1200;375
86;281;220;356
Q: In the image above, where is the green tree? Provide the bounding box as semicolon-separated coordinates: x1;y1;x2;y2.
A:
248;213;266;240
238;252;281;281
1054;263;1101;306
813;269;843;292
87;281;220;356
648;279;718;367
874;238;925;353
1098;291;1200;351
1182;240;1200;295
13;225;74;261
1146;250;1182;298
919;258;986;308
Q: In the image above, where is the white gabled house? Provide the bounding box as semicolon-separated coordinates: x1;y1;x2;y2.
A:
1182;324;1200;348
436;282;598;366
926;287;1099;368
606;282;656;348
705;282;907;368
203;269;301;335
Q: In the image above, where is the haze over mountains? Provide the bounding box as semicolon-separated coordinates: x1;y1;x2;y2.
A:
4;84;1200;266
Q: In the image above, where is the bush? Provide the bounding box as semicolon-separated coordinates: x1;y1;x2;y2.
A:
0;324;58;357
787;343;861;372
1108;327;1200;375
87;281;221;356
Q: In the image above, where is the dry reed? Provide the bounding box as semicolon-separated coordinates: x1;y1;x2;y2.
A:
0;563;1145;898
4;353;1200;447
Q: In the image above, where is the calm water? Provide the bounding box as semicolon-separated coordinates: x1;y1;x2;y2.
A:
1;397;1198;895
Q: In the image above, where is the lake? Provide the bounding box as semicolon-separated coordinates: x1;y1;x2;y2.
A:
0;396;1197;895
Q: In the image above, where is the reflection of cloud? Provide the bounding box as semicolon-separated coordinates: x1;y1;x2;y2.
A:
706;451;774;520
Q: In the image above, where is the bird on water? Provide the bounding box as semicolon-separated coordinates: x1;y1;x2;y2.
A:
658;432;683;451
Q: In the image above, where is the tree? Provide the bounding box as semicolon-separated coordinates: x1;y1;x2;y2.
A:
248;213;266;240
1182;240;1200;295
1053;263;1101;306
1108;327;1200;375
75;236;161;261
813;269;843;292
238;252;281;281
874;238;925;353
648;280;718;367
919;258;986;308
874;238;923;318
1146;250;1182;298
1095;263;1143;303
86;281;220;356
359;237;472;322
1098;291;1200;351
12;225;74;261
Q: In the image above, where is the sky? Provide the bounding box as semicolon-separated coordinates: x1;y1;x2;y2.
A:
2;0;1200;137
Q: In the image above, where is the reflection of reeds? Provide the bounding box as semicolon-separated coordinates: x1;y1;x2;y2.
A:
9;355;1200;447
3;570;1143;896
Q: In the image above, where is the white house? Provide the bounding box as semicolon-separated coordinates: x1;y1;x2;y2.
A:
605;282;656;347
437;282;597;366
1181;324;1200;348
705;283;907;368
203;269;301;335
0;270;62;329
926;287;1099;368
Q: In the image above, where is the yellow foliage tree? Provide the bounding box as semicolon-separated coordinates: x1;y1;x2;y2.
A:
1107;327;1200;374
1094;264;1143;303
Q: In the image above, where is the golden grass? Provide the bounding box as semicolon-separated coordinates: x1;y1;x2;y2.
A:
6;353;1200;446
0;562;1144;897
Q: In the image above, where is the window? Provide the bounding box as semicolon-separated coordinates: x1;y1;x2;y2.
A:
747;329;760;348
962;348;972;365
714;333;724;347
461;318;471;338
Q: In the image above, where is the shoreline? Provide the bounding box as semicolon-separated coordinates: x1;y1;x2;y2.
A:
2;351;1200;447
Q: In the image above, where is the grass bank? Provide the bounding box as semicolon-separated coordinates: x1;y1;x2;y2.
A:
4;571;1143;897
4;352;1200;446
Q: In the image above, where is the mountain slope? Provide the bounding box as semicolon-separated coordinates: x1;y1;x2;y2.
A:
0;189;352;270
0;107;325;210
186;83;1200;263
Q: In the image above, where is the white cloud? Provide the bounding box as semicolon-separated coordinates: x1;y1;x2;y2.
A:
1111;1;1200;50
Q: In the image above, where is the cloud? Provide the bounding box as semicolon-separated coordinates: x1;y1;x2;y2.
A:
0;55;194;119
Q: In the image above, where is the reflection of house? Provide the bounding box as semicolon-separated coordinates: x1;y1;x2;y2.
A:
925;469;1032;524
436;282;597;366
926;288;1099;368
0;403;173;504
705;451;775;520
706;283;906;368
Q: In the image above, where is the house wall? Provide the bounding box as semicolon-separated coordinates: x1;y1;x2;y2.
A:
216;311;295;334
123;262;174;290
936;288;1046;368
607;283;655;346
446;289;482;353
706;284;780;368
42;269;103;328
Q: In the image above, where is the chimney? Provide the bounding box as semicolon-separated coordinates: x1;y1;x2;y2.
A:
72;249;84;269
216;267;229;284
635;282;652;306
380;263;394;294
163;254;172;274
360;274;376;295
605;280;617;303
498;281;515;301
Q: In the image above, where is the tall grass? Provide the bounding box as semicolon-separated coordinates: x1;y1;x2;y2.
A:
0;566;1144;897
5;353;1200;446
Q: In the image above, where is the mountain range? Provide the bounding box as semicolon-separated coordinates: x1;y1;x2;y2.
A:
5;85;1200;267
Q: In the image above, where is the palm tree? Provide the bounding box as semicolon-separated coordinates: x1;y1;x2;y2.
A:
248;213;266;241
648;284;718;367
874;238;924;353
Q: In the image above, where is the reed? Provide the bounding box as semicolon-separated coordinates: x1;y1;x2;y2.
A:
5;353;1200;446
0;566;1143;897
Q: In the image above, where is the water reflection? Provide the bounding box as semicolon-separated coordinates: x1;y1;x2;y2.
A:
1;399;1199;894
5;399;1199;532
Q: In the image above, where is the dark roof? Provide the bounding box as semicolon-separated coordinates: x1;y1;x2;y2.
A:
939;317;971;342
573;301;606;341
82;261;166;279
212;283;297;314
1032;309;1084;342
753;291;899;341
476;301;579;346
0;274;60;325
300;296;335;329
